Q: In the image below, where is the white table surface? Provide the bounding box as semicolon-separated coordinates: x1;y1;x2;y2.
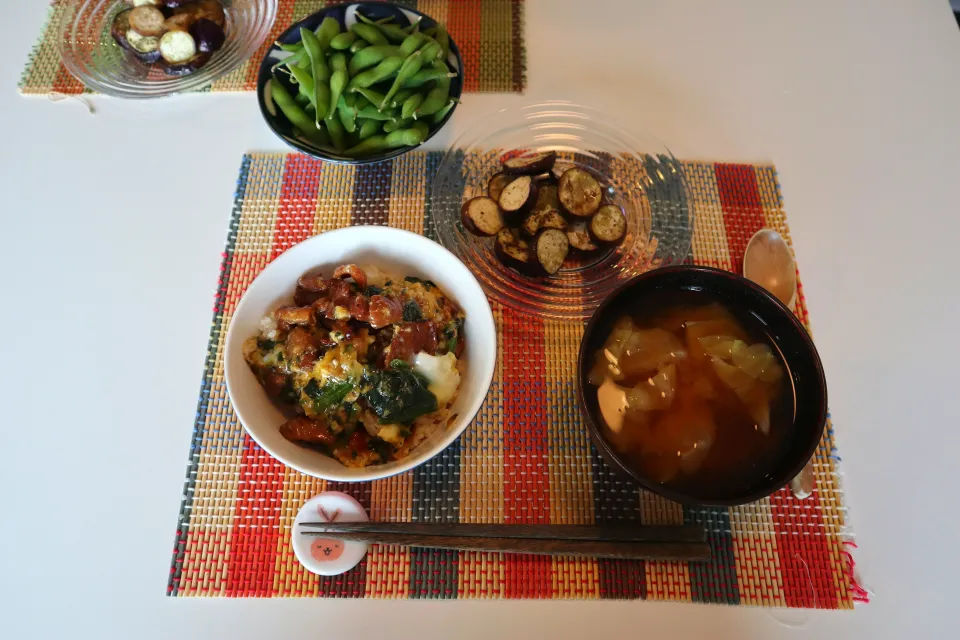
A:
2;1;959;638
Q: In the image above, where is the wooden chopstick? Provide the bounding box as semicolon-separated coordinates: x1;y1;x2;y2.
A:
298;530;709;561
298;522;705;544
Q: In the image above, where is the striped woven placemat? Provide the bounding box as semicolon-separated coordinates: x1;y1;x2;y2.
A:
167;151;864;607
20;0;525;96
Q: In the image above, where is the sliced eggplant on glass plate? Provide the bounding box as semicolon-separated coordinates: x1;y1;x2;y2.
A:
111;8;134;49
487;172;514;203
503;151;557;176
566;220;600;253
532;228;569;276
461;196;504;237
589;204;626;244
494;228;534;274
127;30;162;63
521;207;567;238
558;167;603;217
497;175;538;223
128;5;167;36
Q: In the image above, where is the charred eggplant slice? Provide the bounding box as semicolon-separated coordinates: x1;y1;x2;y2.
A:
461;196;504;237
566;220;600;252
111;9;134;50
532;228;569;276
558;167;603;217
487;172;514;202
129;5;166;36
494;228;534;274
497;175;538;223
531;183;560;216
160;51;212;76
589;204;626;244
521;208;568;238
503;151;557;176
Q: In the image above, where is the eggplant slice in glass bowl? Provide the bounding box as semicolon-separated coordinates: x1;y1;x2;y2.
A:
431;102;694;320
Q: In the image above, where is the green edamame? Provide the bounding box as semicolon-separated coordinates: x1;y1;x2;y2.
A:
327;53;349;120
315;17;341;51
357;12;408;43
301;28;330;126
294;92;309;107
401;66;455;89
390;88;415;108
337;94;358;133
382;118;402;133
347;45;401;75
272;48;308;72
418;40;443;64
350;22;388;46
271;80;326;145
349;39;369;54
357;104;399;121
348;56;404;91
345;135;390;157
385;122;429;147
330;31;356;50
380;51;424;109
358;118;381;140
353;86;388;108
399;33;426;57
278;42;303;53
288;64;316;106
325;112;347;151
435;25;450;60
416;68;451;117
401;92;423;120
432;98;456;124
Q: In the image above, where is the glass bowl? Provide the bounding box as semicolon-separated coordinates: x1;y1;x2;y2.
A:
57;0;278;99
431;102;693;319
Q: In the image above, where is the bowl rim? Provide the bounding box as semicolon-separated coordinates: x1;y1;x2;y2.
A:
255;1;464;165
576;264;828;506
223;226;497;482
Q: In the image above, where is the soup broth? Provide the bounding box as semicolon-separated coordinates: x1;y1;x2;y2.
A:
589;290;795;497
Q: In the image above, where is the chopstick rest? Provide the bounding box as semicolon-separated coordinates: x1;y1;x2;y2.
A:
292;492;369;576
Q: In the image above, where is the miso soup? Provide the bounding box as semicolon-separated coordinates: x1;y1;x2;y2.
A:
589;290;795;497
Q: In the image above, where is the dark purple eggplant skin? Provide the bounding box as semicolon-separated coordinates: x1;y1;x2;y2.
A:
132;48;162;64
190;18;226;53
159;51;213;76
494;228;535;275
111;9;134;50
503;151;557;176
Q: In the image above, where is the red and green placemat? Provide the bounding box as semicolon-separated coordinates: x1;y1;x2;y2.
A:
167;151;865;607
20;0;525;96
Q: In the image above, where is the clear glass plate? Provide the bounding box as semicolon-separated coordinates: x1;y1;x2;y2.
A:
431;102;693;319
58;0;278;99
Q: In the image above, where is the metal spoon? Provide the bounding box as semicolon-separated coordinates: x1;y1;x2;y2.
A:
742;229;813;499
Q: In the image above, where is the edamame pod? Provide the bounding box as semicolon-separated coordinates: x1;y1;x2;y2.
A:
347;56;404;91
271;80;327;146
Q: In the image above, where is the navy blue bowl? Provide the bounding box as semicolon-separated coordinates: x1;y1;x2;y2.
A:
577;266;828;506
256;2;464;165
